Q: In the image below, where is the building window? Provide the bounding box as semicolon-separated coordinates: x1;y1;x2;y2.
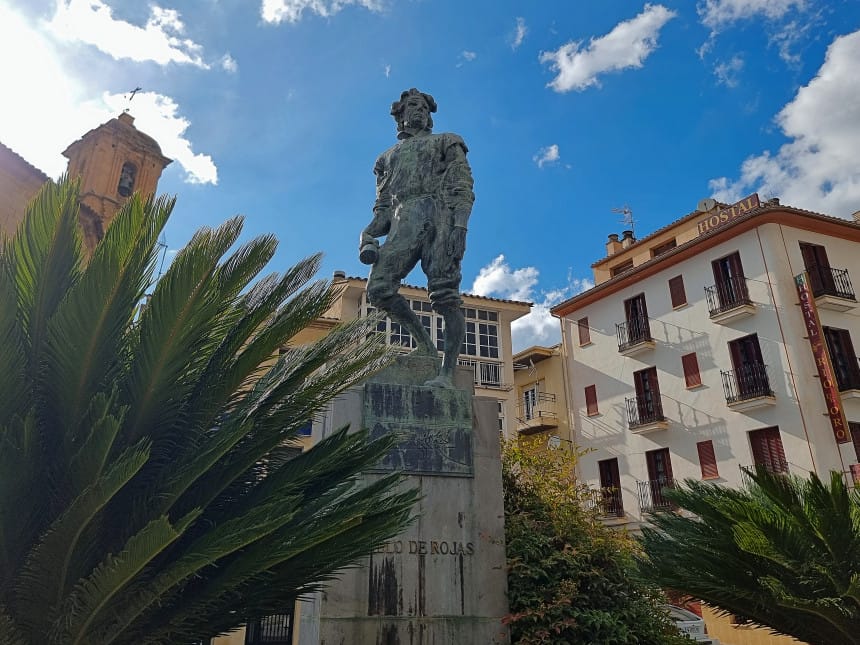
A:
117;161;137;197
611;258;634;277
577;317;591;346
696;440;719;479
682;352;702;388
668;275;687;308
630;367;664;426
584;384;598;416
598;458;624;517
617;293;651;350
748;427;788;473
710;251;750;311
497;400;506;434
725;334;772;402
652;238;677;257
522;384;538;421
640;448;675;512
823;327;860;392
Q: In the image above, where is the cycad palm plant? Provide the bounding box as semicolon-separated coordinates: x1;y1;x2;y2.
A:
0;178;417;645
639;468;860;645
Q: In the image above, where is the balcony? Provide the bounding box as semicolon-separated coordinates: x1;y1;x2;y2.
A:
458;358;510;390
807;264;857;312
616;314;655;356
706;276;755;323
835;357;860;400
636;478;676;514
625;395;669;433
721;363;775;411
739;462;789;487
586;487;625;519
517;392;559;433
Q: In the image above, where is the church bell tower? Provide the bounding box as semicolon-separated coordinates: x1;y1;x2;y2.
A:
62;112;171;250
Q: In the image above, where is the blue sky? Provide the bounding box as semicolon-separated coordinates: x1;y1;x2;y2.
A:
2;0;860;350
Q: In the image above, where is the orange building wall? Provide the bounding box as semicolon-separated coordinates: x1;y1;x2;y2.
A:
702;605;808;645
0;144;47;238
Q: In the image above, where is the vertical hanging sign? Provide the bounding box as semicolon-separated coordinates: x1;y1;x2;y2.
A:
795;272;850;444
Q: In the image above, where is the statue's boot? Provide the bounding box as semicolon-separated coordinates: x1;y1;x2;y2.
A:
386;297;436;356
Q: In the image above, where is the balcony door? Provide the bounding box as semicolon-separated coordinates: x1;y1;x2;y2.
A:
624;293;648;342
824;327;860;391
729;334;765;397
800;242;836;295
598;458;624;517
645;448;674;509
749;427;788;473
523;384;538;420
712;251;747;307
633;366;661;422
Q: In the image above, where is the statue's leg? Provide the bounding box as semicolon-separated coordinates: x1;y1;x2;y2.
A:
367;238;436;356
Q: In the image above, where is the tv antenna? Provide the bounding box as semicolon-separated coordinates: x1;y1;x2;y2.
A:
612;205;635;236
156;232;168;279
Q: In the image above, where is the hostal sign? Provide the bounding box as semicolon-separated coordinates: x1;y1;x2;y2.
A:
696;193;760;235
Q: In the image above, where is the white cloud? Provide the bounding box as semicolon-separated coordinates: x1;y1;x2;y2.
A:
470;256;593;351
533;144;560;168
48;0;208;67
221;53;238;73
384;63;391;78
511;17;527;50
462;50;477;61
714;55;743;87
0;6;216;185
698;0;806;30
709;30;860;218
261;0;383;24
539;4;676;93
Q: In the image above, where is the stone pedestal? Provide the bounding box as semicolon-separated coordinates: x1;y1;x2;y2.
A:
307;355;510;645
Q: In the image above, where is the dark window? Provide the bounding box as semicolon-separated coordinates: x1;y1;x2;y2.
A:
800;242;836;294
749;427;788;473
652;238;677;257
641;448;675;511
696;440;719;479
117;161;137;197
578;317;591;346
646;448;673;483
245;613;294;644
726;334;771;399
851;422;860;462
682;352;702;387
633;367;662;423
624;294;649;342
598;458;624;517
584;385;598;416
611;258;634;276
668;275;686;308
711;251;749;308
824;327;860;391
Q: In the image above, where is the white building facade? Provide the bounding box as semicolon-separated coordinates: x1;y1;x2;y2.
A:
553;197;860;526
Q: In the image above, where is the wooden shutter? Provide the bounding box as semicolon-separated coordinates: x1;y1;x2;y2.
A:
584;385;598;416
577;317;590;345
682;353;702;387
749;427;787;473
646;448;673;482
668;275;686;308
599;458;620;488
696;440;719;479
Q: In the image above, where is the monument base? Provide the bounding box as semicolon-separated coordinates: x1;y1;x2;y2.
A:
306;355;510;645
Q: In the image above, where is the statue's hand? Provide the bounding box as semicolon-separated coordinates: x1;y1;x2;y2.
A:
359;237;379;265
446;227;467;261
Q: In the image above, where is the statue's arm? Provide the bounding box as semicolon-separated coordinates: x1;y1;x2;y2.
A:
442;136;475;230
363;155;392;240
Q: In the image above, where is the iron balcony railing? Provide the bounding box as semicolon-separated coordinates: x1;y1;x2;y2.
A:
636;478;676;513
585;487;625;518
721;363;773;404
705;275;752;316
458;358;505;388
517;392;557;421
834;357;860;392
739;462;789;487
245;613;294;645
625;395;666;429
616;314;652;351
807;263;856;301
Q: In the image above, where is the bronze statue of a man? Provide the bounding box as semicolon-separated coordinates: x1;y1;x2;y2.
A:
359;88;475;387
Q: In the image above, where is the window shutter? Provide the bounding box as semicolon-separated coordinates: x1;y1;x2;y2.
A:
584;385;598;416
749;427;787;473
682;353;702;387
696;440;719;479
578;317;590;345
668;275;686;308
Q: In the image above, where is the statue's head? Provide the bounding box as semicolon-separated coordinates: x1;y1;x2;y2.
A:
391;88;436;137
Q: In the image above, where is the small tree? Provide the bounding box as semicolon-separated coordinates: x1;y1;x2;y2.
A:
0;178;417;645
639;468;860;645
502;438;687;644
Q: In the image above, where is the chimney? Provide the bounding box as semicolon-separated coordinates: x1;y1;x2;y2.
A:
621;230;636;248
333;270;346;280
768;197;780;206
605;233;622;256
118;112;135;126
